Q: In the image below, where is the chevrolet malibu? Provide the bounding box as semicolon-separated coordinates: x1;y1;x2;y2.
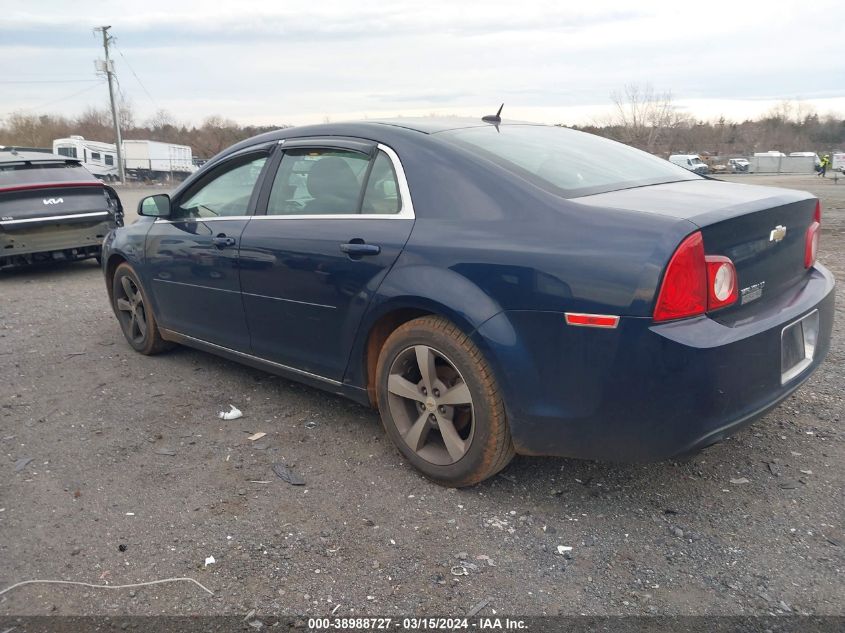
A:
101;118;834;487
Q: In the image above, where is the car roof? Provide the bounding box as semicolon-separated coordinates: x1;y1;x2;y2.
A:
363;117;542;134
208;117;548;167
0;149;80;164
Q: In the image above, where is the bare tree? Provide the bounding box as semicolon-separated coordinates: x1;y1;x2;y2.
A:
118;100;135;130
146;109;176;130
194;115;241;157
609;83;688;153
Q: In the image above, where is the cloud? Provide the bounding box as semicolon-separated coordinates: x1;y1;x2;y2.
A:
0;0;843;125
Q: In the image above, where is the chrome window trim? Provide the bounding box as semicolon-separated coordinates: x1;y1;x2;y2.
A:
0;211;109;226
154;142;415;224
154;216;251;223
256;142;414;221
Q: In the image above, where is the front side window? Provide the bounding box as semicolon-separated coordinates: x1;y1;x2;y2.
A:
267;148;401;216
56;146;77;158
438;125;698;198
91;152;101;161
176;154;267;219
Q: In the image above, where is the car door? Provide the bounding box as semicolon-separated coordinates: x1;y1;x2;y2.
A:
239;138;415;381
145;146;272;351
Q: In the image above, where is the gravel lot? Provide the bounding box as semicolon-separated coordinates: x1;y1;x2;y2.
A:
0;175;842;617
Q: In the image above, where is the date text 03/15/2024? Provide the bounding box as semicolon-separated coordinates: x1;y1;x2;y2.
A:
306;617;528;630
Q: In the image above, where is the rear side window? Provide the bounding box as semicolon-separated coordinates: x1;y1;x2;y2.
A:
105;155;114;166
267;149;401;216
438;125;698;198
361;151;401;214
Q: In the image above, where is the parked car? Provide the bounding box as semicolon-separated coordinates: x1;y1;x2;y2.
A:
669;154;709;174
1;149;123;269
728;158;750;173
101;118;834;486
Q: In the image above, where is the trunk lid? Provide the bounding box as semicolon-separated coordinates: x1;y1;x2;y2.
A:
574;179;818;314
0;183;111;229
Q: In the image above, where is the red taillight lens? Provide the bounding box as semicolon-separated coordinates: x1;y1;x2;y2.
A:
564;313;620;328
653;232;707;322
705;256;738;310
805;200;821;269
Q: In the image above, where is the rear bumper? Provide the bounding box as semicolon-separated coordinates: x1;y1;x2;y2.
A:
473;264;835;461
0;218;113;265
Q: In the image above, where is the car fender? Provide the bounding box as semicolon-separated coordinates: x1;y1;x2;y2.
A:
102;219;152;301
342;263;505;389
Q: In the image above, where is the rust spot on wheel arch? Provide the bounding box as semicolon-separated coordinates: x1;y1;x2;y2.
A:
364;308;431;408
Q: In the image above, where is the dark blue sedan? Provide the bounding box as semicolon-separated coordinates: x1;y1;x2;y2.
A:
102;118;835;486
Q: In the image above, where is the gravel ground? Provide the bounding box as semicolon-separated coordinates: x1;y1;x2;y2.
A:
0;175;842;617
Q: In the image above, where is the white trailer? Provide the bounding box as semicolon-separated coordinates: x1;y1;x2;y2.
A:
832;153;845;173
749;155;816;174
123;140;195;181
52;136;119;181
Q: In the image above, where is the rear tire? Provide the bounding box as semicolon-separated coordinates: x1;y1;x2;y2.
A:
376;316;514;487
111;263;172;355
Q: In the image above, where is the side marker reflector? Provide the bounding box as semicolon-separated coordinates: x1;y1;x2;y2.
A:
564;313;620;329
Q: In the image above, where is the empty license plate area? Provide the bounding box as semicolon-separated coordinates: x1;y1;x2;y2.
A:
781;310;819;384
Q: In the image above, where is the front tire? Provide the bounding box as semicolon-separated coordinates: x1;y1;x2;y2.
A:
376;316;514;487
111;263;171;355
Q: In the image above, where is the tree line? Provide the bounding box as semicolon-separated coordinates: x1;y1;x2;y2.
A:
2;88;843;159
0;106;288;159
574;84;845;158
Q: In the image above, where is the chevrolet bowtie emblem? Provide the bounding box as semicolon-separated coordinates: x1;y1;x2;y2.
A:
769;225;787;242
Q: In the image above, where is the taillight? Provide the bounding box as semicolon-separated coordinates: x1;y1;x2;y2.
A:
653;231;738;322
705;256;738;310
653;232;707;322
805;200;821;268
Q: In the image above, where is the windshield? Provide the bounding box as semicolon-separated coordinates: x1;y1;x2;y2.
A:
0;162;97;189
437;125;699;198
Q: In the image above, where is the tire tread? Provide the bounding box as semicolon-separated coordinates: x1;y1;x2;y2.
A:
379;315;515;487
113;263;172;355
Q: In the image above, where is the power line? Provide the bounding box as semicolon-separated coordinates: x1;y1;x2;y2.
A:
0;79;102;84
2;80;106;116
113;42;159;109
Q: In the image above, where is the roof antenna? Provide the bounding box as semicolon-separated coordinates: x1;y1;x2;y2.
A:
482;103;504;125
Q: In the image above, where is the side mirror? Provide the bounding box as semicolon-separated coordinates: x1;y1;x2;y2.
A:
138;194;171;218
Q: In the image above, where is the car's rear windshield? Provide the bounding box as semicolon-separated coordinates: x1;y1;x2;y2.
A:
0;162;97;188
437;124;699;198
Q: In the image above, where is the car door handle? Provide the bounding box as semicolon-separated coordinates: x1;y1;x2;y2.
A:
339;242;381;257
211;235;236;248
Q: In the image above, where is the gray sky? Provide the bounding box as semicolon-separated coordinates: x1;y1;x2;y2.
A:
2;0;844;127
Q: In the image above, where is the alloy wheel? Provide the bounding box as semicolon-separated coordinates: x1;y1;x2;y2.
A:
115;275;148;344
385;345;475;465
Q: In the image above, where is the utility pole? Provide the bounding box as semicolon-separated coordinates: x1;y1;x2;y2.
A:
95;26;125;184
